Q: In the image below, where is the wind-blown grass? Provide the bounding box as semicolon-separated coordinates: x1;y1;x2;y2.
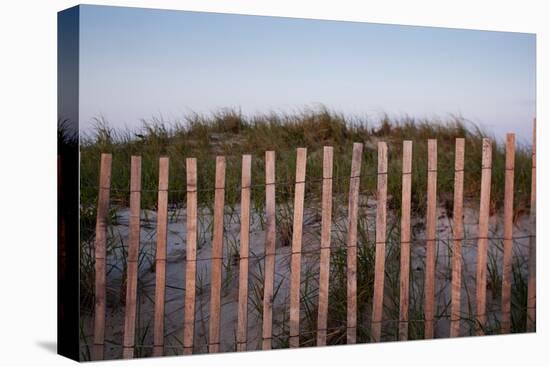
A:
80;108;532;218
78;108;534;355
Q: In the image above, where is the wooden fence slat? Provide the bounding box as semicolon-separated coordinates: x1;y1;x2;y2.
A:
316;146;334;346
122;156;142;358
398;141;413;341
262;151;276;350
347;142;363;344
183;158;198;355
236;155;252;352
208;156;226;353
289;148;307;348
424;139;438;339
152;157;170;357
501;134;515;333
475;138;492;335
371;142;388;342
92;153;112;361
450;139;465;338
527;119;536;332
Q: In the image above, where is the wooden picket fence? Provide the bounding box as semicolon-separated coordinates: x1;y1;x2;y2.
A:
89;121;536;360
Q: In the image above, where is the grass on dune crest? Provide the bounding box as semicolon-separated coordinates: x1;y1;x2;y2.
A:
80;107;533;219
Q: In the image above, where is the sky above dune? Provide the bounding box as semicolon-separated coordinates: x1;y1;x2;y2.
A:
78;5;536;143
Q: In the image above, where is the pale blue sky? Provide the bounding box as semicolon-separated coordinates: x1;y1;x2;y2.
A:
78;5;536;143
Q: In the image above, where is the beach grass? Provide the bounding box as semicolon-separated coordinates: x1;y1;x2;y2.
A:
77;108;534;355
79;107;533;219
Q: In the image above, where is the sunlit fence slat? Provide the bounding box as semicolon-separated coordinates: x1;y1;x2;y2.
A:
450;139;465;338
262;151;276;350
475;139;492;335
236;155;252;352
371;142;388;342
501;134;515;333
424;139;437;339
183;158;198;355
122;156;142;359
289;148;307;348
346;143;363;344
92;153;112;361
152;157;169;357
208;156;226;354
398;141;412;341
316;147;334;346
